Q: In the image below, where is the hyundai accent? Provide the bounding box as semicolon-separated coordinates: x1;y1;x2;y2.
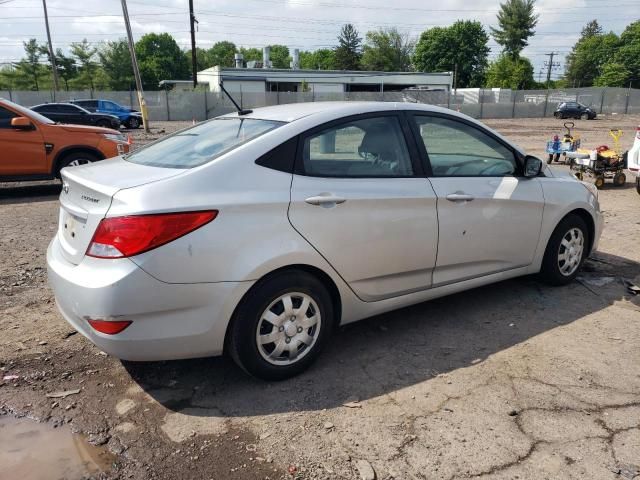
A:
47;102;602;380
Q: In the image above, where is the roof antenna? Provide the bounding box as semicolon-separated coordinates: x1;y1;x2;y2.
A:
219;81;252;115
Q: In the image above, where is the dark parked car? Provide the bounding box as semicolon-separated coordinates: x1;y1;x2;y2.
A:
31;103;121;129
71;99;142;129
554;102;596;120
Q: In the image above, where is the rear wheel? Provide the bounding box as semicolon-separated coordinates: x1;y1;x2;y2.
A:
613;172;626;186
127;117;140;129
56;151;98;177
228;270;334;380
539;214;589;286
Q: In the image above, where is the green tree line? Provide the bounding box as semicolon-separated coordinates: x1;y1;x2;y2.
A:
1;2;638;92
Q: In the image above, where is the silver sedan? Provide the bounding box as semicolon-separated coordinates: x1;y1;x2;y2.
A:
47;102;603;380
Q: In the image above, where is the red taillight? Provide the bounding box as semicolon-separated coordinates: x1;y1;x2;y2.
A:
87;319;132;335
86;210;218;258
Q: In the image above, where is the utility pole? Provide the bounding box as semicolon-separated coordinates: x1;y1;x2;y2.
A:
544;52;555;89
189;0;198;89
120;0;150;132
42;0;59;98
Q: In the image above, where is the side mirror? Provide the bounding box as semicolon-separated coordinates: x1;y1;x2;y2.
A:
524;155;543;177
11;117;34;130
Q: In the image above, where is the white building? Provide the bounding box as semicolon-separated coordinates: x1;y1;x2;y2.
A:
197;66;453;94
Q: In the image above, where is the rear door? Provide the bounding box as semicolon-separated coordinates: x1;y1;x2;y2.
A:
409;113;544;286
288;113;439;302
0;105;46;175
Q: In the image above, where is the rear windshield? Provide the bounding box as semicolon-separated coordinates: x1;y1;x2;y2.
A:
125;117;284;169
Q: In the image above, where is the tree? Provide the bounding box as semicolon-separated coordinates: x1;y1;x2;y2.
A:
267;45;290;68
135;33;190;89
99;39;134;90
361;28;414;72
413;21;489;88
55;49;77;91
70;39;99;90
594;63;631;87
299;49;336;70
239;47;262;65
491;0;538;57
485;54;535;89
207;41;237;68
565;31;620;87
612;20;640;87
15;39;46;90
581;19;603;38
334;24;362;70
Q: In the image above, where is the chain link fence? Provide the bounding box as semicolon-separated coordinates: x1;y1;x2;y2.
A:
2;86;639;122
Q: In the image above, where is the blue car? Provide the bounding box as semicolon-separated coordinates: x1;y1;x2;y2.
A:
71;99;142;129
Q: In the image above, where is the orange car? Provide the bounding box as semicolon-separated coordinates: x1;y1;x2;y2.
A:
0;98;131;181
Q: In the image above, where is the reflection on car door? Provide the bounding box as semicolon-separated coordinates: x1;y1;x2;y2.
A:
288;113;439;301
410;114;545;286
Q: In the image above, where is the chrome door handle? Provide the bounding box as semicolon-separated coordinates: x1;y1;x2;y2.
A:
305;195;347;206
445;193;475;202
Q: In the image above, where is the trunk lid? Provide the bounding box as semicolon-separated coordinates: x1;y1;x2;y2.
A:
58;157;184;264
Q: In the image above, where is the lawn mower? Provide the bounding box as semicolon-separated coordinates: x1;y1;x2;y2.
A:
545;122;580;164
567;128;628;189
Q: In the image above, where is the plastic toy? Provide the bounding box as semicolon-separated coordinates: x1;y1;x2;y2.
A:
545;122;580;164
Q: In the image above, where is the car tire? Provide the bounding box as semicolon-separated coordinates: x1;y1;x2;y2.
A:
594;175;605;189
581;113;589;120
554;112;562;119
127;117;140;129
55;151;99;178
227;270;334;381
539;214;589;286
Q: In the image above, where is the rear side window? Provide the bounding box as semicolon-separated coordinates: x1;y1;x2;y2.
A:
126;117;284;169
0;106;17;129
301;116;413;177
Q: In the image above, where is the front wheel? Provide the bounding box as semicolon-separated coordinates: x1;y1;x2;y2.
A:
539;214;589;286
581;113;589;120
228;270;334;380
56;151;99;177
594;175;605;189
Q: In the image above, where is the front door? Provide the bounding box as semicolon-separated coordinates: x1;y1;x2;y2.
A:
0;106;46;176
288;113;439;302
409;114;545;286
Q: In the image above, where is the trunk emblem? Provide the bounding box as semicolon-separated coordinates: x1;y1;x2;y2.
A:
62;183;69;194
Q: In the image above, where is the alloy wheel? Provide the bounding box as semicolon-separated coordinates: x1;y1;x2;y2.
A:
255;292;321;366
557;227;584;276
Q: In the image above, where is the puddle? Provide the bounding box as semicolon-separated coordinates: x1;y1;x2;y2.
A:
0;416;114;480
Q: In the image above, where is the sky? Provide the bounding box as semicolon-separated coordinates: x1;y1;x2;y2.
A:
0;0;638;80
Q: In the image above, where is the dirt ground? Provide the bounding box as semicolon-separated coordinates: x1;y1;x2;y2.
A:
1;114;640;480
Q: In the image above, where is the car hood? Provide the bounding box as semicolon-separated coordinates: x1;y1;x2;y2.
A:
53;123;118;134
544;165;579;180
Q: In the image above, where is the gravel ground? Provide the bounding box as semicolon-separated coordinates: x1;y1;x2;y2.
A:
1;114;639;480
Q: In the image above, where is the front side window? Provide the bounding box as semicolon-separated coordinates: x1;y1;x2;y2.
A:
413;115;517;177
126;117;284;169
0;106;17;129
302;116;413;177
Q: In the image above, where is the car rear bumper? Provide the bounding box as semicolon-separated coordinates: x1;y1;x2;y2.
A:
46;235;253;361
